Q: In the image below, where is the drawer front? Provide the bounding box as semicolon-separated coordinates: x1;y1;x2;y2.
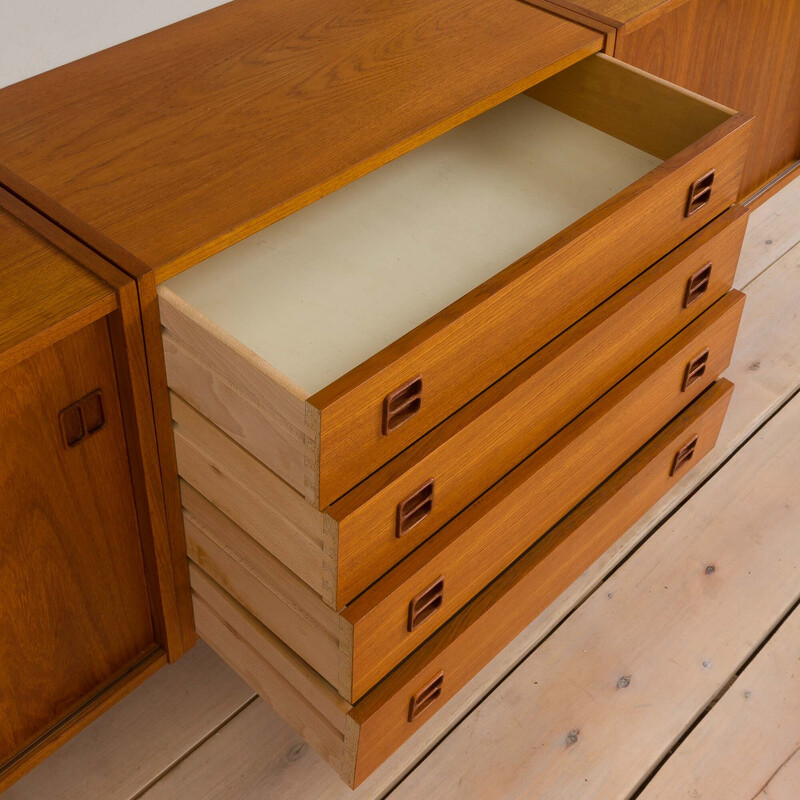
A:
310;57;751;506
329;206;749;604
349;379;734;787
343;291;745;700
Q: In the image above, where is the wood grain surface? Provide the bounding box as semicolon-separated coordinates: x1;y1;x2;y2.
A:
341;292;744;699
181;481;349;695
154;51;751;508
0;651;166;795
638;601;800;799
0;642;251;800
159;286;316;503
171;394;335;602
612;0;800;197
0;189;195;661
10;177;796;800
0;320;155;768
348;380;733;787
536;0;692;31
309;57;751;506
0;208;116;373
394;372;800;800
187;381;732;787
0;0;601;279
328;207;748;602
170;207;748;610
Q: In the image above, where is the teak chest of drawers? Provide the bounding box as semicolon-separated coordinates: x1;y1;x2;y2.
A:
157;54;750;783
0;0;754;789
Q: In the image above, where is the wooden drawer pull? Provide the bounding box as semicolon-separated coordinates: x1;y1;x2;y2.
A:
382;376;422;435
684;263;713;308
59;389;105;447
408;576;444;632
396;479;435;538
685;169;715;217
682;349;710;392
671;434;699;476
408;671;445;722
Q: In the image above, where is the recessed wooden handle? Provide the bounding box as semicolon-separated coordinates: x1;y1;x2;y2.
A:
682;349;710;392
685;170;715;217
408;576;444;632
684;263;713;308
671;435;699;476
396;479;434;538
408;671;444;722
59;389;105;448
383;376;423;435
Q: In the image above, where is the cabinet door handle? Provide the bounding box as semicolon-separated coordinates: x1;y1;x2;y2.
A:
59;389;105;448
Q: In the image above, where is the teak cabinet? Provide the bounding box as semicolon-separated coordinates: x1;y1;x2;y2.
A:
0;0;796;790
0;200;194;791
543;0;800;198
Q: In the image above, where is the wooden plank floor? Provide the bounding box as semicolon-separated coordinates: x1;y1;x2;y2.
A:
6;182;800;800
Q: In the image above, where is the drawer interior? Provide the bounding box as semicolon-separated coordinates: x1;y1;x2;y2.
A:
163;54;731;397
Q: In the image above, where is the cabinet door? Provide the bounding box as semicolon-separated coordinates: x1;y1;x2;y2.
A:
0;318;154;765
614;0;800;196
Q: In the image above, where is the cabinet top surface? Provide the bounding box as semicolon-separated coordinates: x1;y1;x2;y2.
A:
0;208;115;365
0;0;602;280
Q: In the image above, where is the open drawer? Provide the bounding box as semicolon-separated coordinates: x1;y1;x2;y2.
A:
191;379;734;788
159;53;752;509
184;291;744;703
173;209;748;609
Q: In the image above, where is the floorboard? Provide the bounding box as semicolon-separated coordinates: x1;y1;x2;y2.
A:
636;602;800;800
738;176;800;289
2;644;254;800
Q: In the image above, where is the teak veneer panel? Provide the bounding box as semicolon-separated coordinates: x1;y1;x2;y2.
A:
0;194;196;789
0;0;602;279
0;209;116;373
612;0;800;197
180;290;744;701
171;207;748;615
341;291;744;699
192;380;732;788
0;320;155;767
